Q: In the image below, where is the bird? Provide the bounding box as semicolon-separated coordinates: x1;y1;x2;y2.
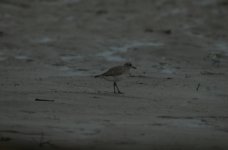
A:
95;62;136;94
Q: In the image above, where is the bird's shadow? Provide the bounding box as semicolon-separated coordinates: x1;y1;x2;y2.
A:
95;91;125;97
91;90;150;101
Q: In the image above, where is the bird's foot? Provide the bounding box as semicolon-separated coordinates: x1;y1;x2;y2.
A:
118;91;124;94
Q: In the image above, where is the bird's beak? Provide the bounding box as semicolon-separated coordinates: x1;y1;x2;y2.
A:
132;66;136;69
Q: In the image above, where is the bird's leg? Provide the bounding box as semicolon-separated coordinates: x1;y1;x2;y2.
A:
114;82;123;94
113;82;116;93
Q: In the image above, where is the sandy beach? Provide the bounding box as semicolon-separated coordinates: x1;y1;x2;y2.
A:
0;0;228;149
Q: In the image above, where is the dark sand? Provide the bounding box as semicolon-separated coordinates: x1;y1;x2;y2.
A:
0;0;228;149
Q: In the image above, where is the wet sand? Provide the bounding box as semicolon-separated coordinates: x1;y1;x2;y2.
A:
0;0;228;149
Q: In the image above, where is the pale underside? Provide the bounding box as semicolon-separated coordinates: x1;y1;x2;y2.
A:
102;73;129;82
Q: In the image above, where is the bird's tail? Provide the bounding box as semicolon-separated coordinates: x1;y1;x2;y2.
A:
94;74;101;78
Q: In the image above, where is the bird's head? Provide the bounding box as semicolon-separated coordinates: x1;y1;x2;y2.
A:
124;62;136;69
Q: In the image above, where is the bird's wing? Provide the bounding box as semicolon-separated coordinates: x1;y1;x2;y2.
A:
102;66;125;76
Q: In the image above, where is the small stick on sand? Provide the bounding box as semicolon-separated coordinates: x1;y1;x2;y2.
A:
35;98;55;102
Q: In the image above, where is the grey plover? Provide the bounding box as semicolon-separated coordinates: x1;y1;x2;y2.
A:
95;62;136;94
